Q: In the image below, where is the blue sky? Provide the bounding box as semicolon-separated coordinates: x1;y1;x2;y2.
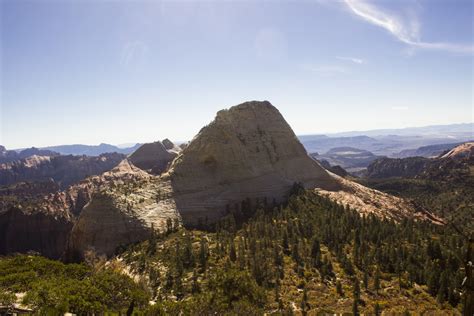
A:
1;0;473;148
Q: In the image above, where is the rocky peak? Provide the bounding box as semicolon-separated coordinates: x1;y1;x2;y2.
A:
128;141;178;174
169;100;340;224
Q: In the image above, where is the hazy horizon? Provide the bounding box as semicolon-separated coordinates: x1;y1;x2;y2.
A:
2;0;473;148
5;121;473;151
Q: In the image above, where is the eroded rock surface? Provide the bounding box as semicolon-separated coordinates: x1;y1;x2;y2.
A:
0;153;124;189
168;101;341;224
65;160;181;260
316;173;444;224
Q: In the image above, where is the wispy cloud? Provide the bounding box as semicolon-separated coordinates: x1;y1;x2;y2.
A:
301;64;347;75
120;41;150;66
336;56;364;64
343;0;474;54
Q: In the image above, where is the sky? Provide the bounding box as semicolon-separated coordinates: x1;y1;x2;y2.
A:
1;0;473;148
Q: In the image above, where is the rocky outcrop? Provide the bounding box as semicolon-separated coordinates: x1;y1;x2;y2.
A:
0;159;151;259
440;142;473;160
316;173;444;224
128;141;179;174
0;153;125;189
0;207;73;259
0;179;78;259
66;178;180;260
168;101;341;224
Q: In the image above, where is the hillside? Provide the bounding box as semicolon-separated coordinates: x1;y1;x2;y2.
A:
0;101;466;314
0;189;463;314
360;142;473;231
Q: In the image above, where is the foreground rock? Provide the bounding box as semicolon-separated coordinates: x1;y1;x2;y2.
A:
65;159;181;260
168;101;341;225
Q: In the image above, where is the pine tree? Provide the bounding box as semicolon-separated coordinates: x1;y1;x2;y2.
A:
437;270;449;304
352;299;359;316
363;269;369;290
199;237;208;271
311;237;322;268
336;280;344;296
374;302;381;316
147;223;157;255
183;234;195;268
191;269;200;294
300;287;309;316
374;268;381;295
282;230;290;255
291;242;300;264
353;277;360;302
229;239;237;262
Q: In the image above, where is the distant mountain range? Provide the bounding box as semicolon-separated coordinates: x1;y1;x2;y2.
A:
324;122;473;137
40;143;141;156
299;123;473;157
5;123;472;158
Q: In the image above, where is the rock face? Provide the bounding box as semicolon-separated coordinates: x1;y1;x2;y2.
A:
440;142;473;160
0;159;154;260
66;161;180;260
128;141;179;174
0;207;73;259
169;101;340;224
0;153;125;189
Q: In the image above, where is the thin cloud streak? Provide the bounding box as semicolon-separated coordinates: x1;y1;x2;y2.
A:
301;64;347;75
344;0;474;54
336;56;364;64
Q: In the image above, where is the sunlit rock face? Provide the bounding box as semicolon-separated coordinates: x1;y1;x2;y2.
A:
168;100;341;225
65;159;181;261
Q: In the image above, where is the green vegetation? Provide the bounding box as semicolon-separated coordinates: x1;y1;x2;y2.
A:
120;186;463;314
1;186;467;314
0;255;149;313
358;176;474;231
